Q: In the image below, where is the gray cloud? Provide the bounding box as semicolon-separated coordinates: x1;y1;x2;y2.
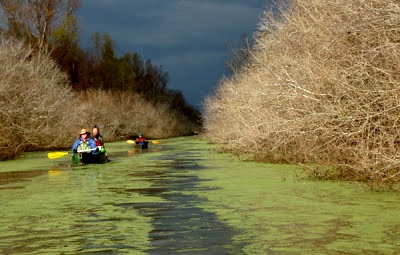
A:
77;0;267;108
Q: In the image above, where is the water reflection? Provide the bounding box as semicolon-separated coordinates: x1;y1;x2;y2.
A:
0;170;45;189
113;150;240;254
0;138;399;255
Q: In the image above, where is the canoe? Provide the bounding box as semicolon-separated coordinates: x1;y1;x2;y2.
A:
72;151;107;165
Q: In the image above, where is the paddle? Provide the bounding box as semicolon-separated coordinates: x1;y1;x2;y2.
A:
48;148;97;159
127;139;159;145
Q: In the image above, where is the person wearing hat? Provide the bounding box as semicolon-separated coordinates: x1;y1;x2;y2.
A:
135;132;148;149
136;132;146;143
72;128;97;155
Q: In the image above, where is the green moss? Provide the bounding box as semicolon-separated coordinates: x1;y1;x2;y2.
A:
0;137;399;254
182;138;400;254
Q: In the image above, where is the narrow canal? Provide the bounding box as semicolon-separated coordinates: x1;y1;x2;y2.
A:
0;137;399;254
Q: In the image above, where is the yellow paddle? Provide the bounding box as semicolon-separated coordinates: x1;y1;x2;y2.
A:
47;148;97;159
127;140;159;145
48;151;69;159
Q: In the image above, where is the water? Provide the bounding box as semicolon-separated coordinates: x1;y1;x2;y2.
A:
0;137;399;254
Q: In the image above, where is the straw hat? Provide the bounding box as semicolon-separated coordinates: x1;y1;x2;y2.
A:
79;128;89;135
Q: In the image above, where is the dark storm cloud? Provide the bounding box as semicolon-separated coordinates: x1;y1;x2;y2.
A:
77;0;267;108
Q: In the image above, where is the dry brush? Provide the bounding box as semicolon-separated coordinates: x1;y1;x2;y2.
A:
0;40;76;159
203;0;400;187
0;41;197;160
73;90;197;141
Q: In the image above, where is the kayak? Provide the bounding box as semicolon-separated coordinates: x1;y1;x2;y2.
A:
72;151;107;165
136;141;149;149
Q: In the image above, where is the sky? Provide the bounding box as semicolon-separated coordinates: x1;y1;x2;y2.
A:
77;0;268;109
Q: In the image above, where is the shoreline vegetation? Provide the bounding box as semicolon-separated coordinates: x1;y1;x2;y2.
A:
202;0;400;190
0;41;199;161
0;1;201;160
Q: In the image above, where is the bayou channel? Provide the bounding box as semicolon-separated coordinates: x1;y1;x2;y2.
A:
1;137;399;254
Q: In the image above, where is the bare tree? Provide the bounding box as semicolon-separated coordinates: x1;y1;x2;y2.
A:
225;34;252;75
0;0;80;52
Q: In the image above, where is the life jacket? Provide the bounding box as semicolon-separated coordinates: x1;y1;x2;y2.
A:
77;140;91;152
93;135;103;147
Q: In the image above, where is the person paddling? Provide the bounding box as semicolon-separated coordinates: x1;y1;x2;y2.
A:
72;128;97;165
136;132;149;149
91;125;109;162
136;132;145;142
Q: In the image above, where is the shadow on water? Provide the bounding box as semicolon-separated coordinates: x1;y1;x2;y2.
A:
115;149;244;255
0;170;45;189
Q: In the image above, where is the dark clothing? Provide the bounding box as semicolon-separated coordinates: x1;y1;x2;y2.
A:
136;136;148;149
92;134;104;147
92;133;109;161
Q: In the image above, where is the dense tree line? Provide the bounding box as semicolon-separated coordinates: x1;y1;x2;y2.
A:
0;0;201;126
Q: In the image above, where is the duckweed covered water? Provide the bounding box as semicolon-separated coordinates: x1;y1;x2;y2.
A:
0;137;399;254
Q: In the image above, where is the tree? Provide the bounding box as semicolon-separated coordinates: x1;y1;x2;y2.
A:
50;9;85;87
0;0;80;53
224;33;252;75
